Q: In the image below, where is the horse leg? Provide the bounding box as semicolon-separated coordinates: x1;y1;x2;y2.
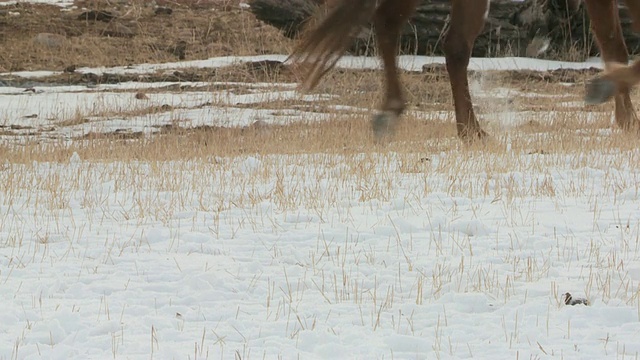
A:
370;0;419;138
444;0;489;141
583;0;639;130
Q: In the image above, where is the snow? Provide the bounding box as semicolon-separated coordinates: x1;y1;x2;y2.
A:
0;54;605;141
0;80;333;141
0;54;606;80
0;0;74;7
1;54;640;359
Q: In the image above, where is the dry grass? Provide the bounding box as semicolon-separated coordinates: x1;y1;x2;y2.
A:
0;99;631;166
0;2;292;72
0;62;633;164
3;5;640;359
0;1;636;167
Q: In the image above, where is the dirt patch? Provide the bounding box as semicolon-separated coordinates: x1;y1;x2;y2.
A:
0;0;604;95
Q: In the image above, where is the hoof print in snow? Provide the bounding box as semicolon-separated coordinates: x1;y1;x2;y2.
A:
563;292;589;306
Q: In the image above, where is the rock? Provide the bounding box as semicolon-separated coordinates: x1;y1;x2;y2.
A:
205;42;233;55
81;72;100;83
248;0;640;59
563;292;589;306
248;120;272;135
251;120;268;128
168;40;187;60
77;10;117;22
244;60;287;76
102;23;137;38
135;92;149;99
176;30;193;40
155;7;173;15
33;33;68;49
526;36;551;57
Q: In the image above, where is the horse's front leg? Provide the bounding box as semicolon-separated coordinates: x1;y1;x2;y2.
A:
370;0;419;139
444;0;489;141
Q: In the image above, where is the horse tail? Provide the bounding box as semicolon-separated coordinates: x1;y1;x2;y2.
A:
287;0;379;91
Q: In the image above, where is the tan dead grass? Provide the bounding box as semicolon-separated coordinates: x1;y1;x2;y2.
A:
0;3;633;169
0;99;633;166
1;63;632;166
0;2;292;72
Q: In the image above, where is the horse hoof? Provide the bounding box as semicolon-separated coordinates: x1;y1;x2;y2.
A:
585;77;616;105
372;111;397;139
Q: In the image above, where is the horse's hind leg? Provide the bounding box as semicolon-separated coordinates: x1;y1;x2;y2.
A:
444;0;489;141
370;0;419;138
583;0;639;130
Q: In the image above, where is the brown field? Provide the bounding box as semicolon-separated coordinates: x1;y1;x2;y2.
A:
0;0;637;165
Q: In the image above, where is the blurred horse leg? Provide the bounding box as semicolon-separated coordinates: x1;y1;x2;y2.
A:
290;0;495;142
444;0;490;140
583;0;639;130
370;0;419;137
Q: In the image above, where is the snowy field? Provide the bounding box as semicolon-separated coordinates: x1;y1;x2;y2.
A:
0;55;604;143
1;54;640;360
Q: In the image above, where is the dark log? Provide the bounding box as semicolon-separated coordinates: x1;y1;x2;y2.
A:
248;0;640;60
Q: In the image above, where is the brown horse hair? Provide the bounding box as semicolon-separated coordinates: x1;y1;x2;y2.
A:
287;0;378;92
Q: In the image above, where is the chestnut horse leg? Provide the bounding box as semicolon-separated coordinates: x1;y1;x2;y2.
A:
583;0;640;130
444;0;489;140
371;0;419;137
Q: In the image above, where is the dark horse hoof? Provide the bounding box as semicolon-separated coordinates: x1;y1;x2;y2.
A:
371;111;397;139
585;77;617;105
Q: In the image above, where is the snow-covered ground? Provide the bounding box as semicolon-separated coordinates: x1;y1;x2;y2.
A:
0;54;601;142
1;55;640;360
0;54;605;80
0;80;334;141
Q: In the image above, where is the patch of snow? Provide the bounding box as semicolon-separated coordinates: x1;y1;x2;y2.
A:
0;0;75;7
0;55;607;79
